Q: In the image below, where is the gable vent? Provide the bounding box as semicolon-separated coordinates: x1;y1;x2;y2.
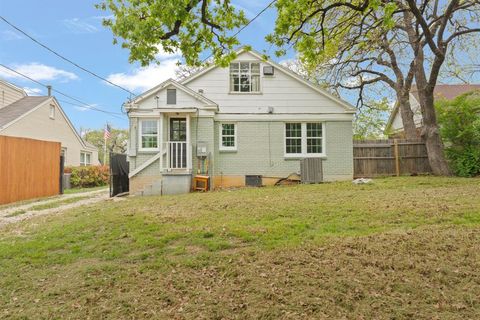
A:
263;66;274;76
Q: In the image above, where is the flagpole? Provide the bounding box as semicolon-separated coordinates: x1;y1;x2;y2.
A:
104;124;107;165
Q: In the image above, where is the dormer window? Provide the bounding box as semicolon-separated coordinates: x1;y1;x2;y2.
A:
230;62;260;93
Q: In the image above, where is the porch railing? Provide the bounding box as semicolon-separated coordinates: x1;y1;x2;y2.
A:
162;141;191;171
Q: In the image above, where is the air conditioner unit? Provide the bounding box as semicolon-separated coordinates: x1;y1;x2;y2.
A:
263;66;274;76
300;158;323;183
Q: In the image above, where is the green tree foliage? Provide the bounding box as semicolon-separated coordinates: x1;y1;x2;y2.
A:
436;91;480;177
354;99;391;140
96;0;248;67
84;128;128;165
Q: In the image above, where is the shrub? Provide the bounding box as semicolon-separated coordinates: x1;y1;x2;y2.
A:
436;91;480;177
70;166;109;188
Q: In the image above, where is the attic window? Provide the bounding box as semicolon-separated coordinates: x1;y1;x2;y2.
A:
167;89;176;104
230;62;260;93
49;105;55;119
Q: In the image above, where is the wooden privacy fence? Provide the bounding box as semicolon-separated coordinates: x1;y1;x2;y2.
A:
353;139;432;178
0;136;61;205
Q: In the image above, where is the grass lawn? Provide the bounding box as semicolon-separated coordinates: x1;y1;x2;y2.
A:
0;177;479;319
63;185;108;194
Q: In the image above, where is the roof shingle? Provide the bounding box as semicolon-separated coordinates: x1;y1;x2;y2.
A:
0;96;50;128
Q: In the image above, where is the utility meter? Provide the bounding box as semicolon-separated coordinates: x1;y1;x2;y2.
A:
197;141;208;157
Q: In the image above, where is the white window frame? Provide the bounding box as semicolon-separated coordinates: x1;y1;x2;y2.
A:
49;105;55;119
229;61;261;93
80;151;91;166
219;122;237;151
284;122;326;158
138;119;160;152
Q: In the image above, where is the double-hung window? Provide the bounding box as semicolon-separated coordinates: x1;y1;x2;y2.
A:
80;152;91;166
219;123;237;151
230;62;260;93
139;119;159;151
285;122;324;157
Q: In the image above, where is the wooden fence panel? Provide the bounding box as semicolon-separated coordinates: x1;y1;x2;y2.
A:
353;139;431;178
0;136;61;205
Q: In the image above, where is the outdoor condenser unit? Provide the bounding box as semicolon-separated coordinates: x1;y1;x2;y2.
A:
300;158;323;183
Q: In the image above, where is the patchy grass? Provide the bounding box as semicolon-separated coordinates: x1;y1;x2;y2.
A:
29;196;90;211
0;177;479;319
63;186;108;195
4;210;27;218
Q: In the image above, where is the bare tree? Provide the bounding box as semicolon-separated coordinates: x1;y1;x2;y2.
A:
268;0;480;175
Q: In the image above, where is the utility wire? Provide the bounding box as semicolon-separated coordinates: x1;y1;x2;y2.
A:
0;15;136;97
0;64;125;120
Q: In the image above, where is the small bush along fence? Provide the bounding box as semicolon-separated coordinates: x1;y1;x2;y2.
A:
68;166;109;188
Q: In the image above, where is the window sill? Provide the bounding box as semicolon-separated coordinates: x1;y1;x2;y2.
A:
219;149;237;153
228;92;263;95
138;149;160;153
284;154;327;160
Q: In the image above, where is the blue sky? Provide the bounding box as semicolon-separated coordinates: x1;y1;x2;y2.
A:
0;0;283;131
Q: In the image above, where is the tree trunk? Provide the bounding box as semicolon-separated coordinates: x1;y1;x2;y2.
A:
418;92;451;175
397;92;417;139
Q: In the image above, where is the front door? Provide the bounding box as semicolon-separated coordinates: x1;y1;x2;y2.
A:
169;118;187;168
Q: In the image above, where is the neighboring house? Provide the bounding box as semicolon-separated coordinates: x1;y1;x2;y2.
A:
0;79;99;166
126;48;355;195
386;84;480;137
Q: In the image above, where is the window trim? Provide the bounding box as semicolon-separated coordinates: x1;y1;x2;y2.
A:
229;61;261;93
80;151;92;166
284;122;326;158
219;122;237;152
138;119;160;152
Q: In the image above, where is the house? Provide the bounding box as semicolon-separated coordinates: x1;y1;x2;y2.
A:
386;84;480;137
0;79;99;166
126;48;355;195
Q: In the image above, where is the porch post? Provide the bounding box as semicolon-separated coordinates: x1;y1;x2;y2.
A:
159;113;164;172
186;113;192;170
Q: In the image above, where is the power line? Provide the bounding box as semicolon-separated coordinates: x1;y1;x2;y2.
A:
0;64;125;120
0;15;136;97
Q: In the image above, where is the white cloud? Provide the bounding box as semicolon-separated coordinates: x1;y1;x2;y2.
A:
0;63;78;82
107;60;180;92
63;18;98;34
106;49;182;92
24;87;43;96
0;30;23;40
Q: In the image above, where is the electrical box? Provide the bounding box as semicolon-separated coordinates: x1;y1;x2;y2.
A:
196;141;208;157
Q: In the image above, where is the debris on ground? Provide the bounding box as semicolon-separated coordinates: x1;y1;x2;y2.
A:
352;178;373;184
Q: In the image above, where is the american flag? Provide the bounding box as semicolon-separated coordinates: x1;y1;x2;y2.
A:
104;124;111;140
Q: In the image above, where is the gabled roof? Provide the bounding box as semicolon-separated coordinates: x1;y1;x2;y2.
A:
0;95;96;151
0;79;27;97
180;47;356;113
386;84;480;131
132;78;218;107
0;96;50;128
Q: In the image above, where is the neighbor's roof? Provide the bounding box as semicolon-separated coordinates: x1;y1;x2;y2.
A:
0;96;50;128
386;84;480;132
0;79;27;97
411;84;480;101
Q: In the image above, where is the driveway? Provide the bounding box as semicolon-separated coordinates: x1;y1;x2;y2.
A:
0;189;110;228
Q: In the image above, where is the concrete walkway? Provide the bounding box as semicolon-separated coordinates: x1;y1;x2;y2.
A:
0;189;110;228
